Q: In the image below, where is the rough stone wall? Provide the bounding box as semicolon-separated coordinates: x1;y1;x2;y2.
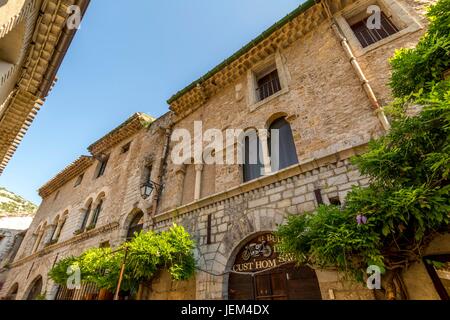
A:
1;0;444;301
157;10;388;213
142;270;196;300
154;157;373;299
358;0;434;106
0;229;23;264
402;233;450;300
0;112;176;299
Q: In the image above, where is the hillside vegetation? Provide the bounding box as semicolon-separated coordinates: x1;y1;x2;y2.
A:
0;187;37;218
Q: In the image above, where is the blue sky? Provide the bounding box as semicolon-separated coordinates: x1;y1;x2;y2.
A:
0;0;302;204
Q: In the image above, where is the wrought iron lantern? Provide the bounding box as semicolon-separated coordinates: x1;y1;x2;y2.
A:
140;181;161;199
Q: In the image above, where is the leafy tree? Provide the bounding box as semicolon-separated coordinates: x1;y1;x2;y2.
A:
390;0;450;97
48;224;196;297
276;0;450;300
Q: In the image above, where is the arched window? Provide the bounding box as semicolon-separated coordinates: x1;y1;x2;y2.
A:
268;117;298;172
127;211;144;240
242;130;263;182
53;212;68;242
90;199;103;229
5;283;18;300
80;201;92;232
26;276;43;300
32;222;47;253
48;215;60;243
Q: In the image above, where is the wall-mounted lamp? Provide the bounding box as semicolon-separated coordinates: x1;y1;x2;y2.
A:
140;180;162;200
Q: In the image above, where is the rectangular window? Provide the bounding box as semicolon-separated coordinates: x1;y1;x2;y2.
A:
256;69;281;101
328;196;342;206
145;165;152;183
350;12;399;48
121;142;131;154
74;173;84;187
314;189;324;205
96;156;109;178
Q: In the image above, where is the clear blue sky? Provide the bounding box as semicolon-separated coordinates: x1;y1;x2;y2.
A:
0;0;303;204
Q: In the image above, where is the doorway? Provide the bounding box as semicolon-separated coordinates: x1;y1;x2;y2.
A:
228;233;322;300
26;276;43;300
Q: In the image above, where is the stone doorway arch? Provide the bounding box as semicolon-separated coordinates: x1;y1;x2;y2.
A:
228;232;322;300
4;282;19;300
25;275;43;300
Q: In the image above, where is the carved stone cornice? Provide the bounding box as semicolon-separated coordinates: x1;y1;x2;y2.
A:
87;113;154;156
38;155;94;198
167;0;325;119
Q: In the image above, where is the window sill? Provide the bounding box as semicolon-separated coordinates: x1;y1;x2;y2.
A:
45;239;58;247
352;23;423;57
249;86;289;112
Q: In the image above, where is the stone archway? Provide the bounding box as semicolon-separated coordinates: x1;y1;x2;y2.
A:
228;232;322;300
126;210;144;240
4;283;19;300
25;275;43;300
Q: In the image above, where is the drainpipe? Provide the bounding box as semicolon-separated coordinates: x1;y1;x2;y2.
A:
149;125;173;218
320;0;390;131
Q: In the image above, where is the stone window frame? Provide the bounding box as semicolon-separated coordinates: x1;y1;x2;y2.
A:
74;173;84;188
247;51;290;112
77;198;94;233
120;141;132;154
334;0;422;57
94;154;110;179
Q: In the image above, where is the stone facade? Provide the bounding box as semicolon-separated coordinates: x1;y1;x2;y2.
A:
1;0;448;300
0;229;25;264
0;228;26;293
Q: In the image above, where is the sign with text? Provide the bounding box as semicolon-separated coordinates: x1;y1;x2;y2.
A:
232;233;294;273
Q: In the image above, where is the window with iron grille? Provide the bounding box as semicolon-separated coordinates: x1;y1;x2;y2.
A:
256;69;281;101
350;12;399;48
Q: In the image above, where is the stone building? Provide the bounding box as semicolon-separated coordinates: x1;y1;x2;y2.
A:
1;0;449;300
0;0;90;175
0;228;26;292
